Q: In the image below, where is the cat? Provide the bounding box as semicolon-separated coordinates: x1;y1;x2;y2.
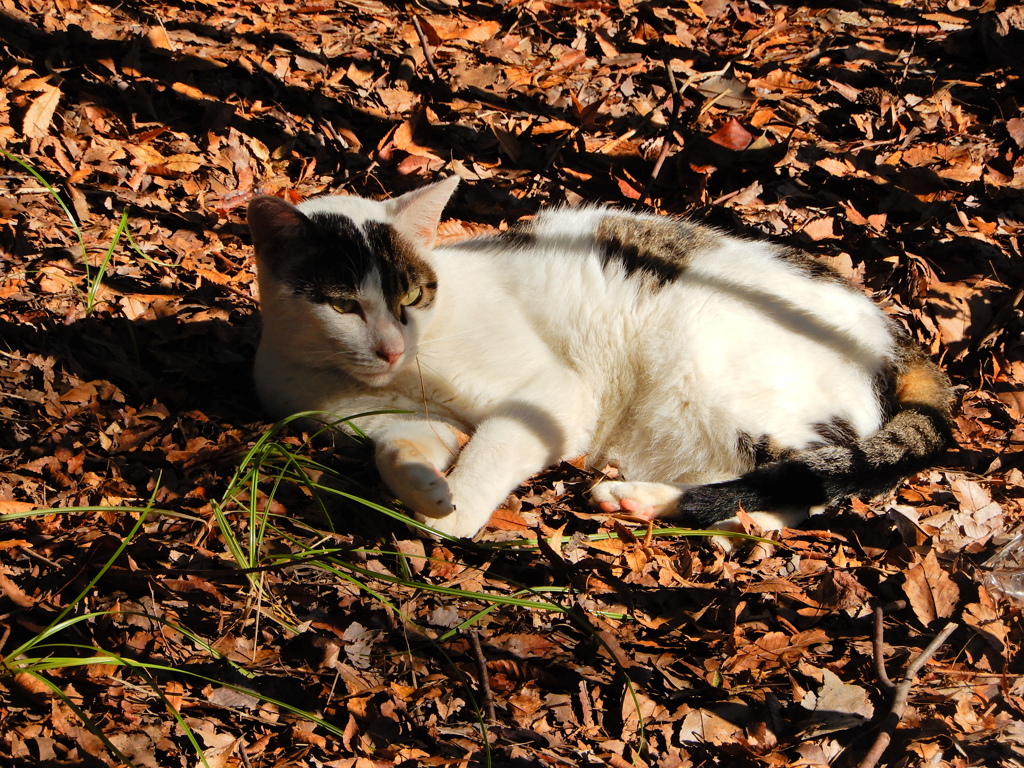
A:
247;176;951;539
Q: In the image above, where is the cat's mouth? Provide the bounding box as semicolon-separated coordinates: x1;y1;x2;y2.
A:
357;370;397;387
350;356;406;387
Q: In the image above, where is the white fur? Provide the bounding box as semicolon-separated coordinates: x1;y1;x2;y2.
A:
254;180;896;538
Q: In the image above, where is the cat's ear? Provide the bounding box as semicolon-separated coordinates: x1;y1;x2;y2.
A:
388;175;459;250
247;196;310;272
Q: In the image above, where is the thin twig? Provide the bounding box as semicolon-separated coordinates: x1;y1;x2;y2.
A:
578;679;595;730
468;629;496;723
857;622;958;768
14;545;61;569
872;606;896;691
637;55;682;209
412;16;444;85
237;737;254;768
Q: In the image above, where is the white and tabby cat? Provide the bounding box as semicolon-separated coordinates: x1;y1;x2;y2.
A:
247;176;951;538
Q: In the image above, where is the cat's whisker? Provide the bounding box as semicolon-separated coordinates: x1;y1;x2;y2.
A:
418;329;475;346
414;350;475;364
411;357;461;389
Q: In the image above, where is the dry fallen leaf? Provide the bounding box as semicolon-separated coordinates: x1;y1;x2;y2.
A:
0;567;34;607
707;117;753;152
904;549;961;626
21;84;61;138
803;216;838;241
799;668;874;736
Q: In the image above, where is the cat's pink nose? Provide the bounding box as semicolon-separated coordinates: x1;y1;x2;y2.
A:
377;348;402;366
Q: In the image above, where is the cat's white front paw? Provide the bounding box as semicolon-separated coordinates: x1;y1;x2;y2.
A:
376;440;455;518
590;481;686;520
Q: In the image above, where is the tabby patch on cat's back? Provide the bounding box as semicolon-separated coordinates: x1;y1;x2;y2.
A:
247;176;951;540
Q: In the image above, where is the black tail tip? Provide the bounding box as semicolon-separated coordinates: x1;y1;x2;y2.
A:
676;483;746;528
676;464;831;528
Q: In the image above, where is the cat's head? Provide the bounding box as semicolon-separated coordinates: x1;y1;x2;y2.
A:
247;176;459;387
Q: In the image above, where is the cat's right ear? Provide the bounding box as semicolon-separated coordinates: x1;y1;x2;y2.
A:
389;175;460;250
247;196;310;273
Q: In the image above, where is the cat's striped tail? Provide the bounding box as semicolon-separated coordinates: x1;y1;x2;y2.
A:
676;348;953;528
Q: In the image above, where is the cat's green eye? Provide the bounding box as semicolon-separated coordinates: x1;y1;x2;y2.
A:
329;297;360;314
400;287;422;307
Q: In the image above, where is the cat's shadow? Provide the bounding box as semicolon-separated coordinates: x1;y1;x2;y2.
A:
0;309;263;425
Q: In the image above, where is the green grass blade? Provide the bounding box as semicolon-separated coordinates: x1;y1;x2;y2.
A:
84;206;130;313
0;147;84;252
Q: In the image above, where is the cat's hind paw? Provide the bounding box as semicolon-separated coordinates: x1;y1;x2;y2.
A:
589;481;687;520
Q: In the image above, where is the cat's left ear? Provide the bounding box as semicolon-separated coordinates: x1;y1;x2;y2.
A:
247;195;311;274
389;175;460;250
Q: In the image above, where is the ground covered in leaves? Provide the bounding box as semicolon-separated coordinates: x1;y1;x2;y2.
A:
1;0;1023;766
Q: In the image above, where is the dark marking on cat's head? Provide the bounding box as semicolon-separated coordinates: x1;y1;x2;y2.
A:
596;215;715;286
248;197;437;318
361;220;439;319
